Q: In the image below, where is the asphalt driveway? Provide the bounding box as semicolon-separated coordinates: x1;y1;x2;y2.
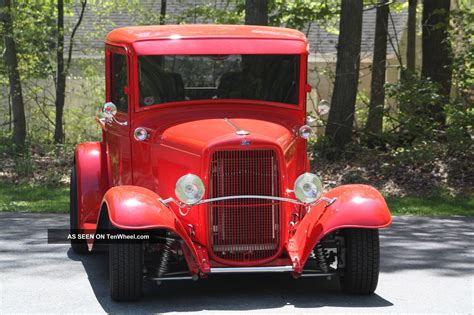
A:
0;213;473;314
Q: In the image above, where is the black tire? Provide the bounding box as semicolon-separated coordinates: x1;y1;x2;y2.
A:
109;242;144;302
70;166;89;254
340;228;380;295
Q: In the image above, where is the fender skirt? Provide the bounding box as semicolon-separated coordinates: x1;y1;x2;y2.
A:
286;184;392;273
101;185;209;274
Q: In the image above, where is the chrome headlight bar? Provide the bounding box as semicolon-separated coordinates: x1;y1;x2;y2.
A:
160;195;336;216
161;173;336;216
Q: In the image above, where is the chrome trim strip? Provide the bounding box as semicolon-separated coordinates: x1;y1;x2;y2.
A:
210;266;294;273
197;195;305;205
224;118;250;135
159;196;337;211
299;272;337;278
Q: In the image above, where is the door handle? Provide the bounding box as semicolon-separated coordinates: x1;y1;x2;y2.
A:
112;117;128;126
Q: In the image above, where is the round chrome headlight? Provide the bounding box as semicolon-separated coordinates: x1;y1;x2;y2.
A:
175;174;205;205
294;173;323;204
299;125;313;139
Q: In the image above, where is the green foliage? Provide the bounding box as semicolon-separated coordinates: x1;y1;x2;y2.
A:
0;183;69;213
6;1;56;79
13;144;34;178
444;102;473;154
173;0;340;31
0;0;78;78
62;60;103;144
388;140;444;167
450;4;473;92
269;0;339;31
0;0;99;146
449;4;473;149
385;74;444;142
17;60;103;145
176;1;244;24
355;90;370;130
386;194;474;216
367;3;474;158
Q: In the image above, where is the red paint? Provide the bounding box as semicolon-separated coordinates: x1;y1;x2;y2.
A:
75;142;107;225
287;184;392;272
101;185;203;272
74;25;391;275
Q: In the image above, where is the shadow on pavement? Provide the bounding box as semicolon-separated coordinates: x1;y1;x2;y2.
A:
67;248;393;313
380;216;474;277
2;212;472;312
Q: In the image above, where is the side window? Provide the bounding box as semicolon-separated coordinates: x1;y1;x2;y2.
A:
110;53;128;113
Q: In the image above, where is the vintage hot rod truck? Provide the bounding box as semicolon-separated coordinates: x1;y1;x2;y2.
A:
70;25;392;301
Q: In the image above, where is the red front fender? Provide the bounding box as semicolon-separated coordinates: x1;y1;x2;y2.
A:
101;186;209;274
286;184;392;272
75;142;107;228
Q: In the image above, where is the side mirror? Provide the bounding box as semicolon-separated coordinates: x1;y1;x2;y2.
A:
101;102;128;126
317;100;330;116
102;102;117;119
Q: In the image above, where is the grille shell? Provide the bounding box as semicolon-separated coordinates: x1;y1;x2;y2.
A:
208;149;282;263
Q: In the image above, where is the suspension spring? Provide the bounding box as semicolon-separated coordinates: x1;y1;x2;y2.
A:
158;238;175;277
315;244;328;273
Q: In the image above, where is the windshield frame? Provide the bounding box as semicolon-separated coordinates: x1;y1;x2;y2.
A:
131;52;307;113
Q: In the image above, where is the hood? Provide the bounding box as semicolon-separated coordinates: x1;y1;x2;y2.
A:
160;118;295;155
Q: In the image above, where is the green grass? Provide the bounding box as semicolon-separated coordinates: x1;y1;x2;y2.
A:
0;183;472;216
386;194;474;216
0;183;69;213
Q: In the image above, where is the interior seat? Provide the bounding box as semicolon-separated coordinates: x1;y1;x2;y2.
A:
217;72;244;99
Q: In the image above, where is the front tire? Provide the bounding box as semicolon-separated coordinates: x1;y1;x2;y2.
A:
70;166;89;254
109;242;144;301
340;228;380;295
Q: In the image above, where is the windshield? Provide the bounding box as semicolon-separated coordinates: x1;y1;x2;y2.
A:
138;54;300;106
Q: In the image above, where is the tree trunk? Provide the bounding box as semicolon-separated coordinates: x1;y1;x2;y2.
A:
54;0;65;143
159;0;166;25
0;0;26;149
421;0;452;125
366;1;390;146
325;0;363;155
406;0;417;73
53;0;86;143
245;0;268;26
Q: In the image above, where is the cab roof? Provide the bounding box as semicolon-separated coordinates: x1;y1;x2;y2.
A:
106;24;307;45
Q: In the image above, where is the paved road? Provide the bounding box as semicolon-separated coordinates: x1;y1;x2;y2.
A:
0;213;473;314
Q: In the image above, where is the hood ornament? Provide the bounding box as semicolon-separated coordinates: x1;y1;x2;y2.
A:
236;130;250;136
224;118;250;136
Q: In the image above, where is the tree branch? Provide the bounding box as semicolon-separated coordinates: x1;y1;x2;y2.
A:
65;0;87;73
363;0;393;12
386;11;403;67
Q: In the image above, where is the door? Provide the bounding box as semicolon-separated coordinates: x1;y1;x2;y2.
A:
105;47;132;186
